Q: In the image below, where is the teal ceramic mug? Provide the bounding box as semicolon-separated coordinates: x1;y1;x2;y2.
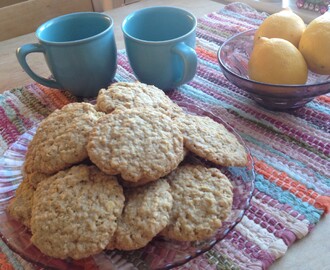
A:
16;12;117;97
122;6;197;90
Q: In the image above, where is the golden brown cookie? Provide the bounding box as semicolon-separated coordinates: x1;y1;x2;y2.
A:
87;108;185;182
119;148;190;188
30;165;124;260
119;177;156;188
176;114;248;167
161;164;233;241
24;102;104;175
108;179;173;250
7;178;35;228
96;82;183;117
25;171;50;189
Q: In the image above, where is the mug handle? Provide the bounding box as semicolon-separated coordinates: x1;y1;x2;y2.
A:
172;42;198;87
16;44;62;89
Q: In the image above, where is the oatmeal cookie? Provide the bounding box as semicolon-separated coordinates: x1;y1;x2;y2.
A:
25;171;51;189
87;108;184;182
119;177;156;188
31;165;124;260
24;103;104;175
96;82;183;117
7;178;35;228
177;114;248;167
161;164;233;241
108;179;173;250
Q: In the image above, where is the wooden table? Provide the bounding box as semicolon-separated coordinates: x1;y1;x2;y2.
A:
0;0;329;269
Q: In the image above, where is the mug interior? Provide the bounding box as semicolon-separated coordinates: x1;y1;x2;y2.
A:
123;7;196;42
37;13;112;43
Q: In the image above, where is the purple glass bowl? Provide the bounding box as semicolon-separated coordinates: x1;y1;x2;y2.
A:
217;29;330;110
0;102;255;270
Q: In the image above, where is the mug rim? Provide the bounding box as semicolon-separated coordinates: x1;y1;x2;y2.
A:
36;12;114;45
121;6;197;44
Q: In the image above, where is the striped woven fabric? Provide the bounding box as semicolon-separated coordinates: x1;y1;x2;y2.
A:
0;2;329;270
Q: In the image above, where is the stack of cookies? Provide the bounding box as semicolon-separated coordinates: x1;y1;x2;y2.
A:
7;82;248;260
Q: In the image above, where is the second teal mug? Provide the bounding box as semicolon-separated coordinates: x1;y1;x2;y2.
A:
122;6;198;90
16;12;117;97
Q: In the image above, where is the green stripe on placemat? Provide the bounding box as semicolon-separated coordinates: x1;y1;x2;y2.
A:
205;250;240;270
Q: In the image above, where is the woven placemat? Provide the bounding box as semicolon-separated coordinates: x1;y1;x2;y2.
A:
0;2;329;270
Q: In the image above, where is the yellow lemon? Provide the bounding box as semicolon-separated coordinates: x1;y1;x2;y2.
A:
248;37;308;85
298;12;330;75
254;9;306;47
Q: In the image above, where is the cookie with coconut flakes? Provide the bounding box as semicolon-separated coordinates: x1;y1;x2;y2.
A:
176;114;248;167
161;164;233;241
24;102;104;175
30;165;124;260
87;108;184;182
96;81;183;117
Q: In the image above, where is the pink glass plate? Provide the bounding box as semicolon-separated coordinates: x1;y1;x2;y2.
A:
0;101;255;270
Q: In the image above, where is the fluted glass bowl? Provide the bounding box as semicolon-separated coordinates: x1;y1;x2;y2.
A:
218;29;330;110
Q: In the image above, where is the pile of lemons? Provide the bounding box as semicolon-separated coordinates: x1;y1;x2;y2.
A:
248;9;330;85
